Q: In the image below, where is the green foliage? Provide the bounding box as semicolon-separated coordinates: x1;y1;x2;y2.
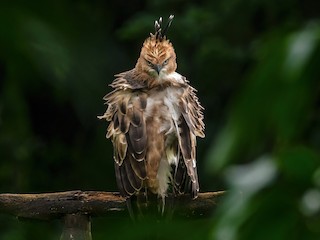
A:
0;0;319;239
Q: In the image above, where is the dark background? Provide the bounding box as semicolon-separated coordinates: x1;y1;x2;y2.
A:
0;0;320;239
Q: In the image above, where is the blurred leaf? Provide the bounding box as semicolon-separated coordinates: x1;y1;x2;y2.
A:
278;146;318;186
207;23;320;172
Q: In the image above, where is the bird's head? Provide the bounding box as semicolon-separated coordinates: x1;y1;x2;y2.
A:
136;15;177;80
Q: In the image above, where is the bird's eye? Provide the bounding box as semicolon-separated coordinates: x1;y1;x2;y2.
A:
146;60;153;66
163;59;169;65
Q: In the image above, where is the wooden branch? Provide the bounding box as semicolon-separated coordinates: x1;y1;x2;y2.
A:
0;190;225;220
0;191;125;220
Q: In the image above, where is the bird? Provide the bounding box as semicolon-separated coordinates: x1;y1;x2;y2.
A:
99;15;205;214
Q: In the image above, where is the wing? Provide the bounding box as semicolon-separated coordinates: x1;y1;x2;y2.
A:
99;78;148;197
174;84;205;198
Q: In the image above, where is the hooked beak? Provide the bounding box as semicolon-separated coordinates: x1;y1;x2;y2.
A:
152;64;163;74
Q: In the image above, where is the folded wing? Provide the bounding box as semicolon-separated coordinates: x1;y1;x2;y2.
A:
101;88;148;197
174;84;205;198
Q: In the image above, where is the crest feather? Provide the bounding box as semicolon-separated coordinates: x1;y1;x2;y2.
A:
153;15;174;41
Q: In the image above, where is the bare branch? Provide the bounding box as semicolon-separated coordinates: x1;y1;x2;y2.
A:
0;190;225;220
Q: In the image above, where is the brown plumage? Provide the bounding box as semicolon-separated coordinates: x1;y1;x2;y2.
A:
99;15;205;208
